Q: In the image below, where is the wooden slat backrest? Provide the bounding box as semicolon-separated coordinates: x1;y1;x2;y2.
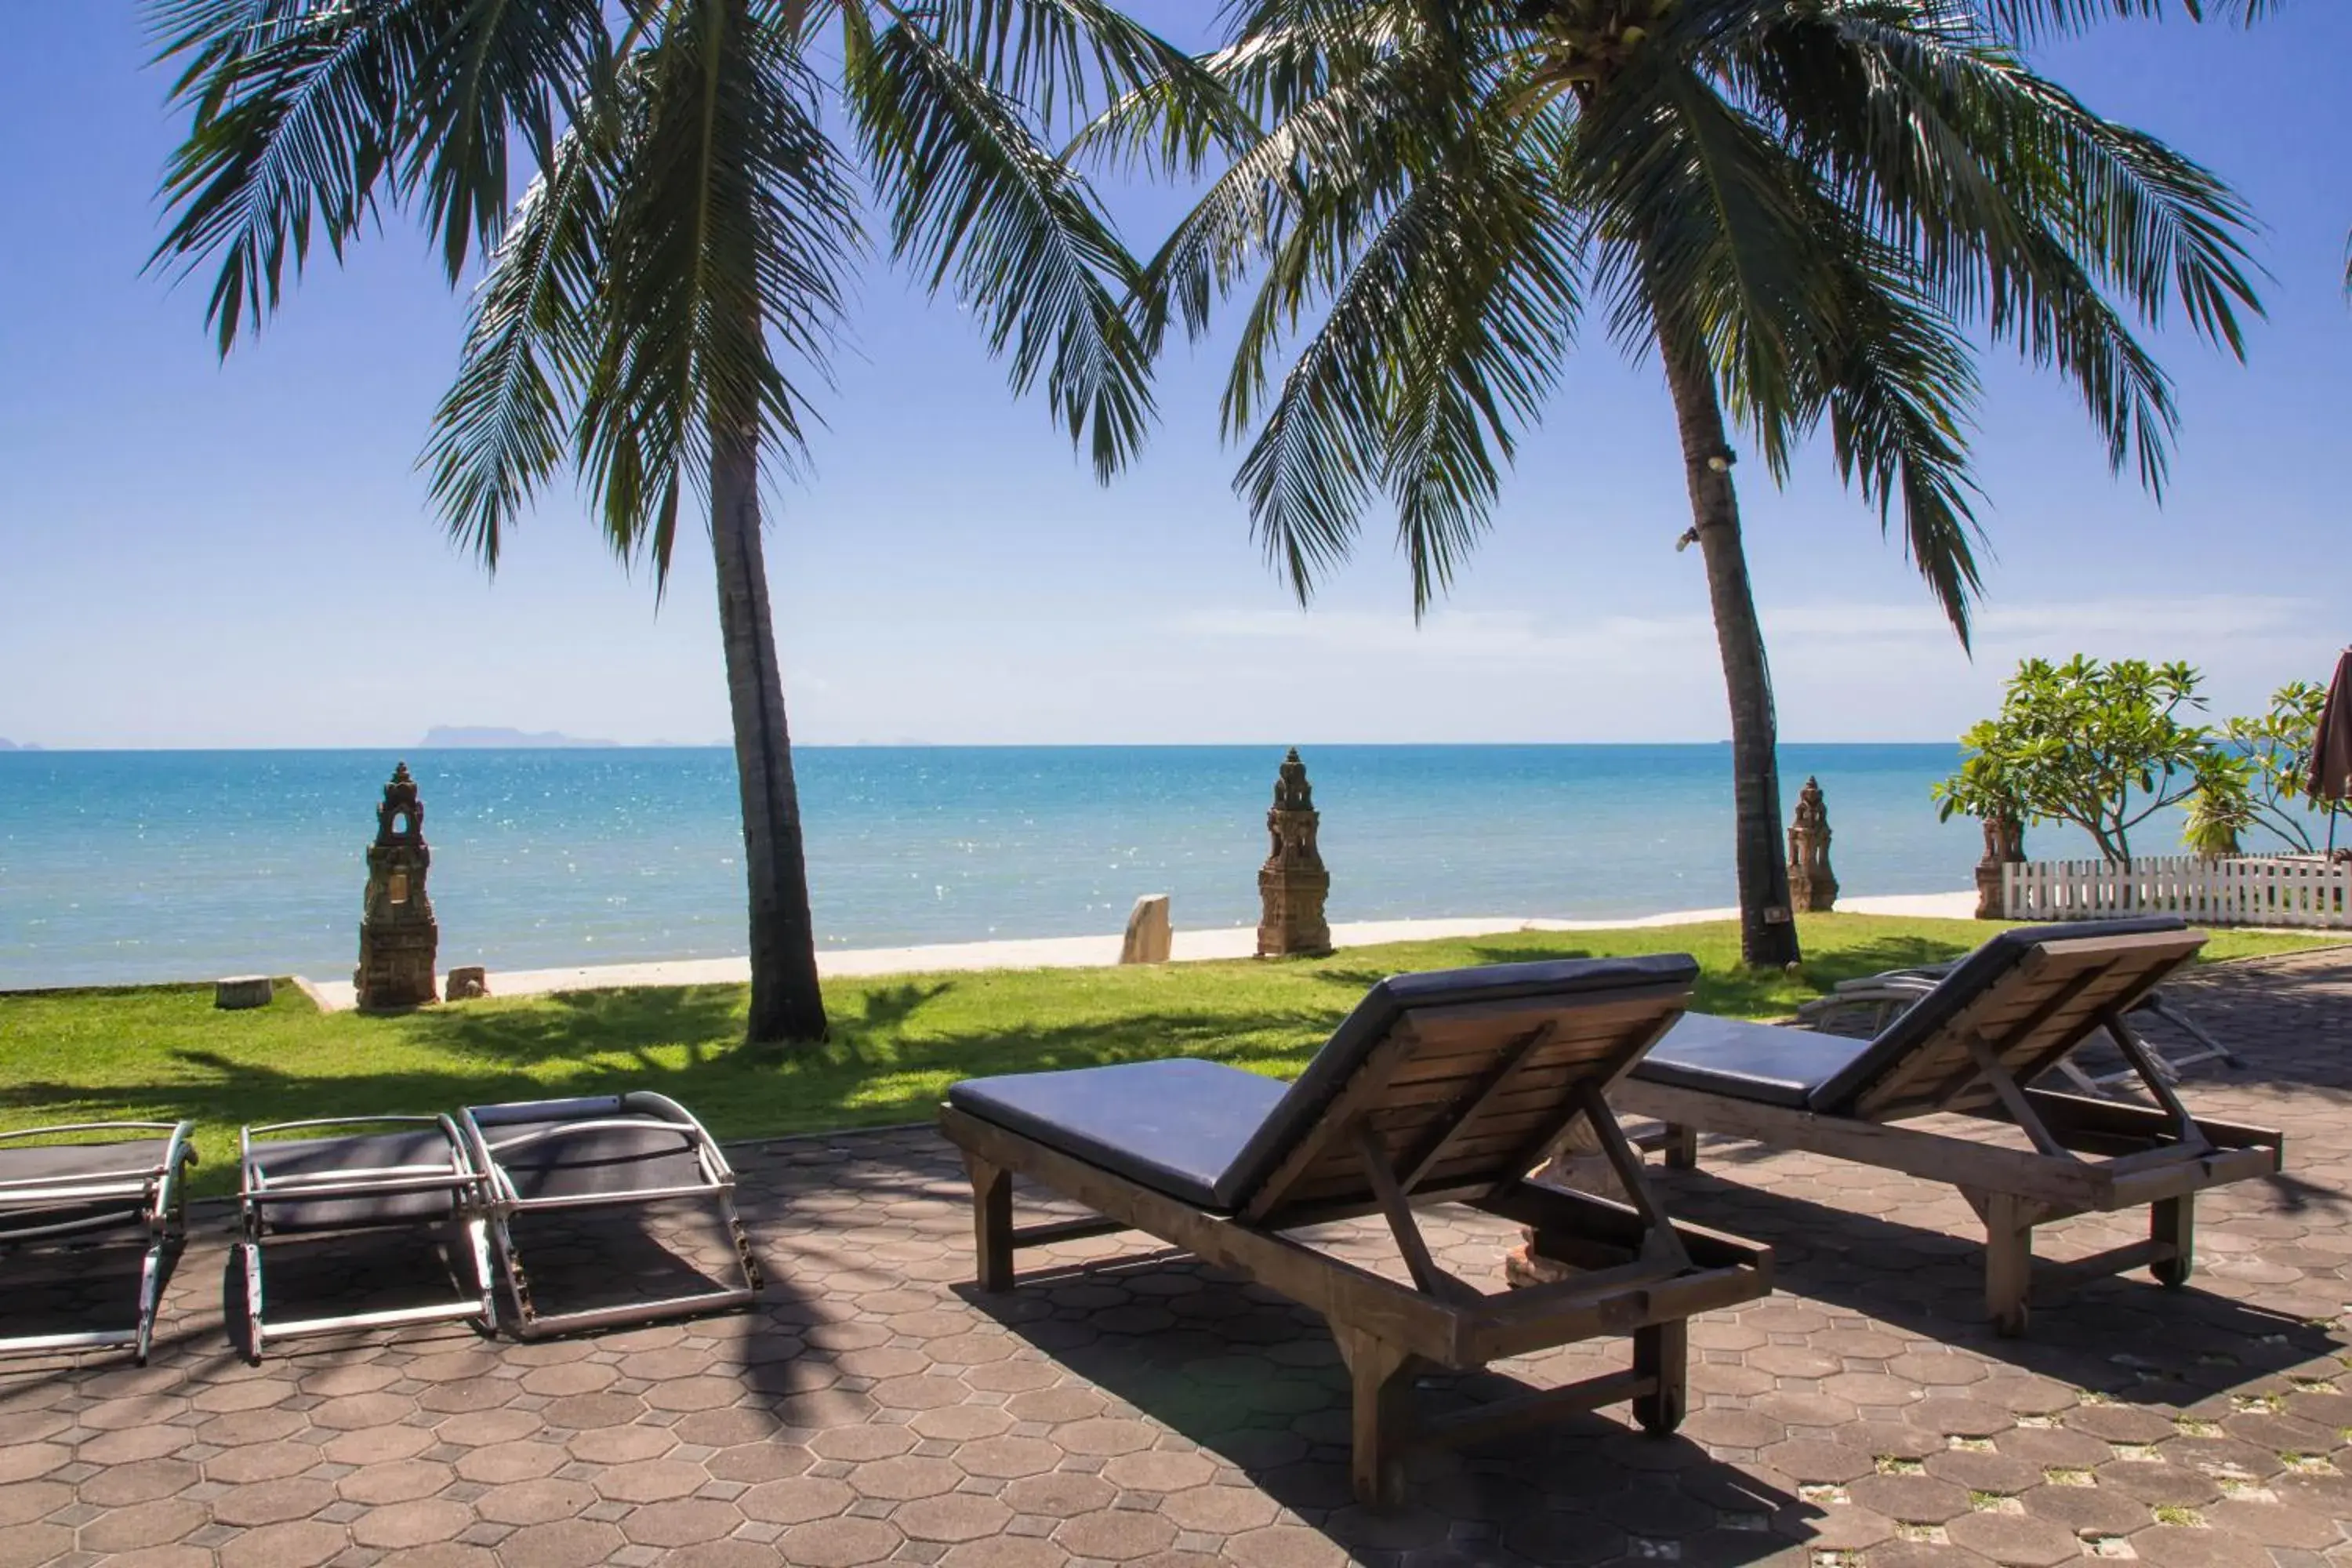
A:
1246;982;1690;1221
1851;931;2205;1123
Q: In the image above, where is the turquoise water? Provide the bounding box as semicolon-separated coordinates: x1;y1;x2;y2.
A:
0;745;1979;989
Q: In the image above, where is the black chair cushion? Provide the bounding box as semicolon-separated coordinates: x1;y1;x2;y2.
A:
249;1130;470;1234
1634;1013;1874;1109
1806;915;2187;1114
949;955;1700;1212
0;1138;172;1237
480;1120;710;1203
0;1138;172;1187
947;1058;1287;1210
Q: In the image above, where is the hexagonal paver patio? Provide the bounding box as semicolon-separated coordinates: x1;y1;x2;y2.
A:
5;947;2350;1566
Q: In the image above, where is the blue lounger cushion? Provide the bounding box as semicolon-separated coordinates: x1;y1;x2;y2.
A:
949;1058;1287;1210
949;954;1701;1212
1635;916;2190;1116
1632;1014;1871;1110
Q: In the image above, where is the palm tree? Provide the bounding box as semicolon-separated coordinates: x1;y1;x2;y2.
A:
1105;0;2261;966
149;0;1197;1045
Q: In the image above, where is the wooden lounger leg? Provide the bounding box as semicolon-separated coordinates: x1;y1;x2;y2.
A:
965;1155;1015;1294
1632;1319;1689;1436
2150;1196;2194;1289
1981;1192;2034;1338
1662;1125;1699;1171
1334;1325;1413;1509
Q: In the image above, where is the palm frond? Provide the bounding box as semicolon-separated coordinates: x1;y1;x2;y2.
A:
931;0;1214;123
404;0;612;281
1381;112;1581;612
425;112;612;571
1133;30;1441;354
1228;103;1577;609
1732;6;2257;492
575;1;855;585
149;0;435;352
1802;228;1989;641
848;4;1152;479
1578;51;1844;480
1980;0;2281;40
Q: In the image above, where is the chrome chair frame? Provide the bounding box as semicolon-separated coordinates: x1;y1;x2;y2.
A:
236;1115;495;1359
460;1092;761;1338
0;1120;197;1363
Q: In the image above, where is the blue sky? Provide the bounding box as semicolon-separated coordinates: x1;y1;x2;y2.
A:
0;3;2344;750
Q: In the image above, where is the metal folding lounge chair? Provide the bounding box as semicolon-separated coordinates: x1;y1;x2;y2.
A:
460;1093;761;1337
1613;917;2283;1336
0;1120;196;1363
940;956;1773;1508
236;1116;494;1359
1797;960;2238;1096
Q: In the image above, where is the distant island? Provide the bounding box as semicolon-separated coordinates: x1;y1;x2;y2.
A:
0;737;40;752
419;726;620;749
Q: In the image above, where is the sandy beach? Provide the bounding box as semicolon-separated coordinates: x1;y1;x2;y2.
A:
296;891;1980;1011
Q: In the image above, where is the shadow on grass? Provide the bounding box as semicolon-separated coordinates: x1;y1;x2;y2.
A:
0;986;1346;1198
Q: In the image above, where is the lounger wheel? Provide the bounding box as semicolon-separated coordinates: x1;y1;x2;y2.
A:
2151;1255;2192;1289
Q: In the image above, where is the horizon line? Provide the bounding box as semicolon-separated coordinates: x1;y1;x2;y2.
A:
0;738;1970;753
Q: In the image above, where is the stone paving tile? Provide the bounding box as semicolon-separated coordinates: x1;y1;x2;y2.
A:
4;946;2350;1566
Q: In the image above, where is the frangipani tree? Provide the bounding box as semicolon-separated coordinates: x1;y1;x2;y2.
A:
149;0;1203;1046
1937;655;2230;864
1102;0;2261;965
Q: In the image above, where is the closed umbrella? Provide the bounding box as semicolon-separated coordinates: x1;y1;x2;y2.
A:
2310;648;2352;856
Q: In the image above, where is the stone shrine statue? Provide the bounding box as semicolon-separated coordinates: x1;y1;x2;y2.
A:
1786;775;1838;913
354;762;439;1010
1257;749;1332;958
1975;811;2025;921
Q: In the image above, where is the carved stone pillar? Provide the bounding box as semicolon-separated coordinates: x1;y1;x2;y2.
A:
1975;811;2025;921
1786;775;1838;913
355;763;439;1010
1256;749;1332;958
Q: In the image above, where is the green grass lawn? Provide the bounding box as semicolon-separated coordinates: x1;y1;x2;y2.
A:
2;914;2335;1195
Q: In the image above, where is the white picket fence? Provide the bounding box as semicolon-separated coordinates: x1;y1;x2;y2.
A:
2004;855;2352;929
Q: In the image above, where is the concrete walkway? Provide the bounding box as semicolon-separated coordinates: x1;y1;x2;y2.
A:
299;892;1982;1011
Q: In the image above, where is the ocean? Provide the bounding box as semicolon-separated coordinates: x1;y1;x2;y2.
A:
1;745;1983;989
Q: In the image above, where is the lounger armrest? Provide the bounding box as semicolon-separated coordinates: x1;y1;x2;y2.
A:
477;1118;705;1158
466;1097;629;1127
623;1091;739;1182
243;1115;475;1200
0;1120;192;1144
248;1171;479;1200
245;1115;456;1138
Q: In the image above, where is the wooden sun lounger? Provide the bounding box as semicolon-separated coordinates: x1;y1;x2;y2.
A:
0;1120;197;1363
1612;917;2282;1336
460;1093;761;1337
1797;964;2238;1097
236;1116;495;1359
938;957;1772;1507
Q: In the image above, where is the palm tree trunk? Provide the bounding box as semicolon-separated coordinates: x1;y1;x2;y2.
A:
1657;341;1802;969
709;412;829;1047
